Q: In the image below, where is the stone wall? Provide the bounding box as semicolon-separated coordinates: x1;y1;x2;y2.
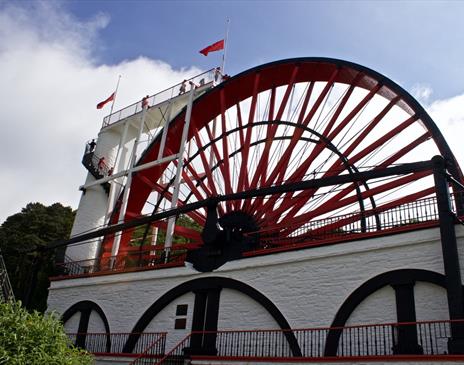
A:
50;225;464;353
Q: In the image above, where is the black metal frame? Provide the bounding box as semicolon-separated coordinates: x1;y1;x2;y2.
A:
50;159;437;250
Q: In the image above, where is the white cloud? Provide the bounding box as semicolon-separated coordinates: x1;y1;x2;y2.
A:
0;2;201;223
427;93;464;167
411;83;433;105
1;2;464;225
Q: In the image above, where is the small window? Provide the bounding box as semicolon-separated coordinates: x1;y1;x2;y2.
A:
174;318;187;330
176;304;188;316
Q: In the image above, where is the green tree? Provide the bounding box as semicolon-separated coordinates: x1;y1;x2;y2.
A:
0;301;93;365
0;203;75;312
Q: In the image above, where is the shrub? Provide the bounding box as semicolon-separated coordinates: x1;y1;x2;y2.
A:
0;301;93;365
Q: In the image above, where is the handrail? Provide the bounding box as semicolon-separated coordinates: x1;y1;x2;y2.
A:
129;319;464;364
53;192;464;279
130;333;185;364
54;249;188;277
67;332;167;355
102;68;217;128
82;150;112;177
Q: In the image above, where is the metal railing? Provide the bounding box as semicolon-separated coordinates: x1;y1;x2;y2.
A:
0;252;14;302
255;195;443;248
56;246;190;277
133;319;463;364
102;69;217;128
130;333;185;365
67;332;166;355
55;191;464;279
82;150;112;178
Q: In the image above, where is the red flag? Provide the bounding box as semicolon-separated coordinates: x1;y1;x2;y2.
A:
199;39;224;56
96;92;115;109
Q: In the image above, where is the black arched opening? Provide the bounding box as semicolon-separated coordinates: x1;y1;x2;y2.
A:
61;300;111;352
324;269;448;356
124;276;302;357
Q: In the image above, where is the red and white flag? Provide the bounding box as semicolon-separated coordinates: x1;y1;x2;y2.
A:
96;92;115;109
199;39;224;56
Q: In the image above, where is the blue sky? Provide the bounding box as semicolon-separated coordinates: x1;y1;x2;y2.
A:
64;0;464;100
1;0;464;222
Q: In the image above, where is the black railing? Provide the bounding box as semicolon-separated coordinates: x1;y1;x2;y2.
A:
210;320;454;358
131;333;192;365
55;191;464;278
255;195;442;248
102;69;217;128
67;332;166;355
56;247;189;277
82;151;111;178
144;319;463;365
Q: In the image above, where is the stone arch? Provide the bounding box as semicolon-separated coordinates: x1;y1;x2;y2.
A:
324;269;447;356
124;276;302;356
62;300;111;352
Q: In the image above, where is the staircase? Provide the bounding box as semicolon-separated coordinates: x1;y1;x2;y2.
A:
82;151;111;194
130;334;191;365
0;252;14;302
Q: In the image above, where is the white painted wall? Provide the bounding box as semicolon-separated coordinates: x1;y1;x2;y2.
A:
345;286;397;326
144;292;195;350
66;122;139;262
218;288;279;330
88;310;107;333
63;312;80;333
49;226;464;355
414;282;449;321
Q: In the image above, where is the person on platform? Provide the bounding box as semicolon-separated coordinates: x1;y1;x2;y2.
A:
98;157;105;172
179;80;187;95
88;139;96;153
142;95;150;109
213;67;222;84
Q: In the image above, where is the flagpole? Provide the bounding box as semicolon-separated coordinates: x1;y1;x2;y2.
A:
109;75;122;116
221;19;230;74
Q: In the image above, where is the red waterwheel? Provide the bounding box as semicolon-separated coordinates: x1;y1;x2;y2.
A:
101;58;463;261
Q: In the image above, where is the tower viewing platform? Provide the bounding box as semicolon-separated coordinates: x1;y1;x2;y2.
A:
101;69;217;132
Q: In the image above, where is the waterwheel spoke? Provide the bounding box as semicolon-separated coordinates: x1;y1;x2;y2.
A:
255;76;378;220
237;72;260;208
280;170;432;236
233;103;247;210
152;182;206;225
105;59;461;258
219;89;234;211
302;186;435;239
192;127;220;197
376;132;431;170
261;95;409;224
248;83;315;213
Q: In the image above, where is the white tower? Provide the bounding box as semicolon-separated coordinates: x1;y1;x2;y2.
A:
65;71;217;264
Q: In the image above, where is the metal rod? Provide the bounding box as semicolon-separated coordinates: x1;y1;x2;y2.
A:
157;101;174;160
105;120;130;223
111;102;149;258
79;153;178;190
221;19;230;74
46;159;434;251
164;83;197;258
109;75;122;116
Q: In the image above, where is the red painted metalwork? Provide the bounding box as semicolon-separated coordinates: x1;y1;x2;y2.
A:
273;171;432;235
262;113;420;223
238;72;261;211
102;58;463;261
